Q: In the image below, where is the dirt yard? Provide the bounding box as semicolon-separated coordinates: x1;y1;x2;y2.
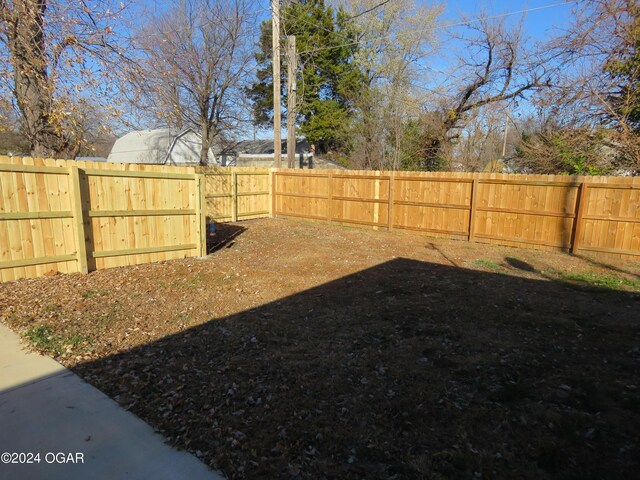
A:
1;218;639;479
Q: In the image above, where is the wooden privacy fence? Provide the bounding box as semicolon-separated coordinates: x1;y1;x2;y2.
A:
272;170;640;258
198;167;271;222
0;157;206;282
2;156;639;282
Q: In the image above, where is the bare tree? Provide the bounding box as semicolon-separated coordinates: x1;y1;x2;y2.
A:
413;15;550;169
0;0;130;157
510;113;636;175
131;0;256;165
338;0;441;170
540;0;640;169
451;104;518;172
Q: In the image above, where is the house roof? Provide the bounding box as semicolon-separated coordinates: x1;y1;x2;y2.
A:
221;139;310;155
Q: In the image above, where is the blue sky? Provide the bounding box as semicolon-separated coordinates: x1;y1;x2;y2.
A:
441;0;574;38
251;0;573;139
128;0;578;139
420;1;577;100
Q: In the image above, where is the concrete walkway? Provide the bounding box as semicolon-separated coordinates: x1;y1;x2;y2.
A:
0;324;223;480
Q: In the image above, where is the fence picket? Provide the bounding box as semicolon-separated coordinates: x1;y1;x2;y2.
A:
1;157;639;283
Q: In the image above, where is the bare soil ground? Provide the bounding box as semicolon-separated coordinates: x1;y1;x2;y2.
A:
1;218;639;480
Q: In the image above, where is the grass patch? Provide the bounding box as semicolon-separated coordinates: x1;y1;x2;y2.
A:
23;325;63;356
81;288;108;299
559;272;640;292
473;259;502;270
23;326;93;357
171;274;206;290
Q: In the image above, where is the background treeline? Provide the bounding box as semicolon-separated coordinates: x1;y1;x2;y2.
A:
1;0;638;174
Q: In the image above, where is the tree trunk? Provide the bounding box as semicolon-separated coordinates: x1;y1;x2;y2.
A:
362;111;377;169
5;0;73;158
200;124;211;166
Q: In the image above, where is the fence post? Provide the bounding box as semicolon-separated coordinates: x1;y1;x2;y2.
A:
69;165;88;273
571;182;588;254
388;172;395;231
327;172;333;222
195;173;207;257
270;169;275;217
231;171;238;221
468;177;478;242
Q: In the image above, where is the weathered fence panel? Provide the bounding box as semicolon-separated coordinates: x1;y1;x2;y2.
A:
272;169;640;259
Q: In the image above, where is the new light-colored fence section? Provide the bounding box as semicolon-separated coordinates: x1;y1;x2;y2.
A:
392;173;471;238
273;169;640;258
198;167;271;222
0;156;205;282
78;162;202;271
2;157;639;282
0;159;80;282
472;176;580;249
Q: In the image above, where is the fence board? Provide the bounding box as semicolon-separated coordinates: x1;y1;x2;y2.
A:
272;168;640;259
2;156;639;282
573;176;640;256
199;167;271;221
0;158;78;281
0;157;202;281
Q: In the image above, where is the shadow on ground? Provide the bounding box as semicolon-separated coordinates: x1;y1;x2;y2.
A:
572;253;640;280
207;223;247;254
71;258;640;480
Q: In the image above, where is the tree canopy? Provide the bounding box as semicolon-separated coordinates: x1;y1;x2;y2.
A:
247;0;363;154
0;0;128;158
131;0;256;165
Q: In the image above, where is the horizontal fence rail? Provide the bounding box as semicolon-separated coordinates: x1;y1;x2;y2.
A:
0;157;205;282
272;169;640;258
1;156;639;282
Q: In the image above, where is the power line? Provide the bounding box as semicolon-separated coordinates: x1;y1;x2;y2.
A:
298;1;576;56
436;1;576;31
135;5;272;40
255;1;571;115
347;0;392;20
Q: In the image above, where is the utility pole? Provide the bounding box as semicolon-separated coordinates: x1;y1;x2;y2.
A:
502;112;510;158
271;0;281;168
286;35;297;168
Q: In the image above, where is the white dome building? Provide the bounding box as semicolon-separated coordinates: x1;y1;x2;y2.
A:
108;128;218;165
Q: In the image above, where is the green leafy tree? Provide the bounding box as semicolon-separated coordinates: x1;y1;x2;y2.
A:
544;0;640;168
247;0;363;154
602;2;640;131
339;0;441;170
398;115;447;171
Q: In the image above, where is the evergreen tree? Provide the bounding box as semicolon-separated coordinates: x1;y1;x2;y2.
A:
247;0;363;154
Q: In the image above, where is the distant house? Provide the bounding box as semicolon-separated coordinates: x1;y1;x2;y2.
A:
108;128;218;165
219;139;308;167
219;139;343;169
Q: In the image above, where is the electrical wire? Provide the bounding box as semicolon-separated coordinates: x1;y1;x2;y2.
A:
290;1;577;56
